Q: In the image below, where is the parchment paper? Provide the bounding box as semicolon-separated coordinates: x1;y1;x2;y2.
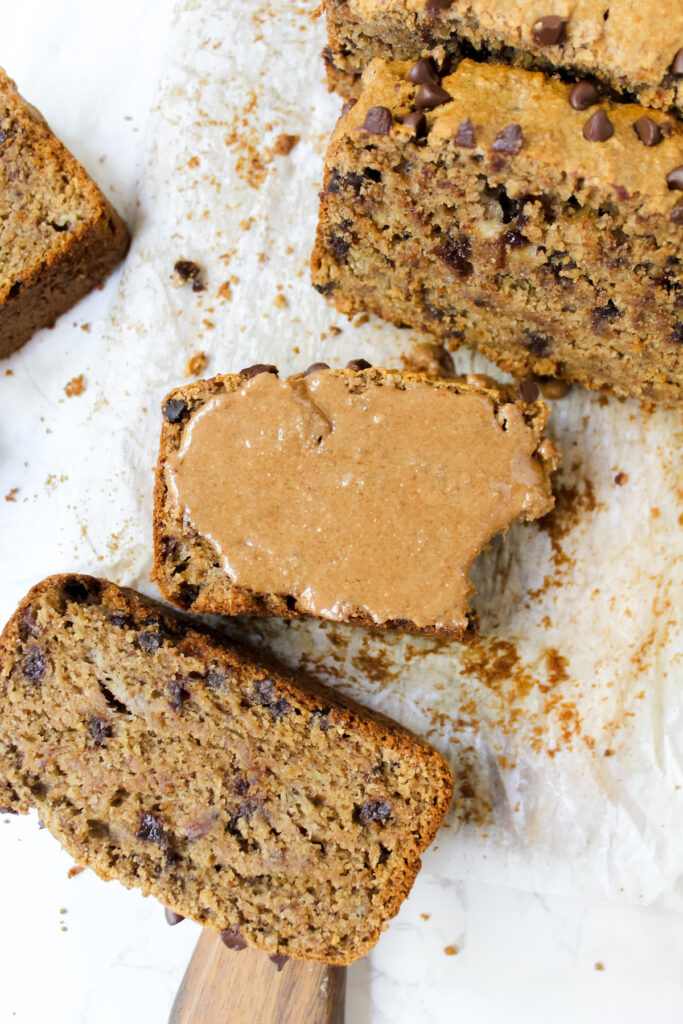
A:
1;0;682;910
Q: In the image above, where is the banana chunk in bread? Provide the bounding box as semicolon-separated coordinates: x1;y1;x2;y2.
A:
153;364;557;638
0;68;128;358
0;575;454;965
311;58;683;403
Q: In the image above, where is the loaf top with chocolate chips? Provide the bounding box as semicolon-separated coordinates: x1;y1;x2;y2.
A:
337;58;683;232
0;574;453;964
329;0;683;113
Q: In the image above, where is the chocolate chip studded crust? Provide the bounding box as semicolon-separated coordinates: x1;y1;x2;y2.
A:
152;366;557;638
0;68;128;358
0;574;454;965
324;0;683;111
311;58;683;403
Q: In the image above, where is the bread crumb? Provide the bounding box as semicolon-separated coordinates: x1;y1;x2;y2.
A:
272;133;300;156
68;865;86;879
65;375;86;397
185;352;209;377
258;253;267;263
5;488;18;502
444;945;458;956
594;962;605;971
188;156;200;168
420;913;430;920
218;281;233;301
273;293;287;308
239;218;254;231
5;368;12;376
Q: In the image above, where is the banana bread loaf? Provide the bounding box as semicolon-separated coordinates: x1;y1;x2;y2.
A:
324;0;683;110
153;363;557;638
311;58;683;403
0;574;454;965
0;68;128;358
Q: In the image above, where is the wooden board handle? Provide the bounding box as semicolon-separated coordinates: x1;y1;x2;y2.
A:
169;929;346;1024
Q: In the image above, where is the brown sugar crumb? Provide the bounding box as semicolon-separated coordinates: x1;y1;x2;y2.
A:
614;471;629;485
444;945;459;956
272;133;300;156
185;352;208;378
5;488;18;502
273;293;288;308
67;865;85;879
65;375;86;397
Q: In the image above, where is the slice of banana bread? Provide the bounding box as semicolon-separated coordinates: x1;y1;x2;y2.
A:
153;363;557;638
311;58;683;403
0;574;454;965
324;0;683;110
0;68;128;358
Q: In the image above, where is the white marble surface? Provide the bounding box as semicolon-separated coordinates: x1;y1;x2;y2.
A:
2;2;683;1022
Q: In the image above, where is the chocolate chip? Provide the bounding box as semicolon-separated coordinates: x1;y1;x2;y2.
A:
583;109;614;142
346;358;372;370
532;15;568;46
17;606;39;639
62;580;92;604
221;928;248;951
666;166;683;191
239;364;278;379
634;116;662;147
205;669;227;690
329;233;350;260
518;379;539;402
399;111;427;138
671;202;683;224
178;583;199;606
135;630;162;654
87;717;113;746
434;235;473;278
672;49;683;75
269;954;289;971
162;398;188;423
341;99;357;116
174;260;201;282
492;124;523;154
136;813;167;844
304;362;330;375
359;106;393;135
23;645;46;682
426;0;452;16
407;57;440;87
414;82;452;111
109;612;133;628
669;323;683;343
0;128;9;145
569;81;599;110
164;908;185;926
356;800;392;825
592;298;621;330
251;677;292;720
168;677;190;712
311;708;333;732
454;119;475;148
524;330;552;357
234;776;250;796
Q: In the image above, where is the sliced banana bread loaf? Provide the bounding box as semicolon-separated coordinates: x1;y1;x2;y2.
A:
0;68;128;358
153;364;557;638
0;574;454;965
311;58;683;403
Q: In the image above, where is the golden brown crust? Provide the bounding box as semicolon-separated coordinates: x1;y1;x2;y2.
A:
0;574;454;965
0;68;129;357
152;367;557;637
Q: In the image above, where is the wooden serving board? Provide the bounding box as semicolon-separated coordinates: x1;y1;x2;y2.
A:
169;929;346;1024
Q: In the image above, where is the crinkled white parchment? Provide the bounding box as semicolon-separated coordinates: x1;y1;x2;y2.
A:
1;0;682;910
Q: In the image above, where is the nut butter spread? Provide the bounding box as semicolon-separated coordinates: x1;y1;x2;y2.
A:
166;371;552;631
